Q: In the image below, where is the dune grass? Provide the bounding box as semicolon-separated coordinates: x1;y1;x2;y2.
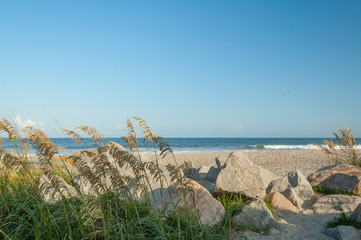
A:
0;117;230;240
315;125;361;166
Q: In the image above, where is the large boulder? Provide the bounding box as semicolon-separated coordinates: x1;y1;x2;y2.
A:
214;151;273;198
308;164;361;195
233;198;280;233
313;195;361;214
267;170;314;208
154;178;225;226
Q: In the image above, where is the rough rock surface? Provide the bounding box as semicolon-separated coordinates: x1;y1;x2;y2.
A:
323;225;361;240
204;166;220;183
233;198;280;232
308;164;361;195
265;192;300;213
214;151;273;198
154;178;225;226
350;203;361;222
313;194;361;214
267;170;314;208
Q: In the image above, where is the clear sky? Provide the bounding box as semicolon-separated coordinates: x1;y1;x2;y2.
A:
1;1;361;138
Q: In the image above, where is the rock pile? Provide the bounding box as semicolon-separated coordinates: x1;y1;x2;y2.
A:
38;144;361;238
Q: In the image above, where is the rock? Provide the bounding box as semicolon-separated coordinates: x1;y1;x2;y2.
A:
323;226;361;240
197;180;215;194
350;203;361;222
39;174;78;203
215;157;223;170
214;151;273;198
313;195;361;214
197;165;211;181
204;166;220;183
308;164;361;195
154;178;225;226
233;198;280;233
267;170;314;208
180;160;200;181
266;177;289;194
265;192;300;213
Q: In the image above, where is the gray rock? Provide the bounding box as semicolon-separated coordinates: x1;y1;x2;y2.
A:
204;166;221;183
350;203;361;222
214;151;273;198
233;198;280;233
308;164;361;196
267;170;314;208
323;225;361;240
313;195;361;214
154;178;225;226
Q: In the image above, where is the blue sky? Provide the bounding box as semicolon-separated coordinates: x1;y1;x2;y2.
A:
1;1;361;138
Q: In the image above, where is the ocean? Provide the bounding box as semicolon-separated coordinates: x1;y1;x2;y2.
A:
3;138;361;154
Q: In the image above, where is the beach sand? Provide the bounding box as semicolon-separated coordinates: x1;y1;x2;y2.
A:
145;149;331;177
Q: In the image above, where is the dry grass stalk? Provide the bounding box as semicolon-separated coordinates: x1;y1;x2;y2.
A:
315;125;360;166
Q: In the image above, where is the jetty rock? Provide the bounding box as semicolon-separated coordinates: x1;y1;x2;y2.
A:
214;151;273;198
153;178;225;226
267;170;314;208
308;164;361;196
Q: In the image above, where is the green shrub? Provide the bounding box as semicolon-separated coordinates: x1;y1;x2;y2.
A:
327;212;361;229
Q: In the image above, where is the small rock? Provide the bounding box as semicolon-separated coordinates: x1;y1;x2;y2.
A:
265;192;300;213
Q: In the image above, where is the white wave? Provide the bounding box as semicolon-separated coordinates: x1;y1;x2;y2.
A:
262;144;361;150
262;144;321;150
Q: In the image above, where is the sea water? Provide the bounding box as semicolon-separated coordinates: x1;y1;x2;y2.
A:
2;138;361;154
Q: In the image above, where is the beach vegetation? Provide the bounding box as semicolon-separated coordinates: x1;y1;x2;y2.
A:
312;185;356;196
0;117;230;239
315;125;361;166
327;212;361;229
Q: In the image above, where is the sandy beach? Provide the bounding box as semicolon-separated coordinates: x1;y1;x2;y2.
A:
145;150;331;177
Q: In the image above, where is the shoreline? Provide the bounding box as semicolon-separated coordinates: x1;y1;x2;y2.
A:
145;149;331;177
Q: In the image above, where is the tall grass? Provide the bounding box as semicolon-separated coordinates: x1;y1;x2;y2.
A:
0;117;229;239
315;125;361;167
